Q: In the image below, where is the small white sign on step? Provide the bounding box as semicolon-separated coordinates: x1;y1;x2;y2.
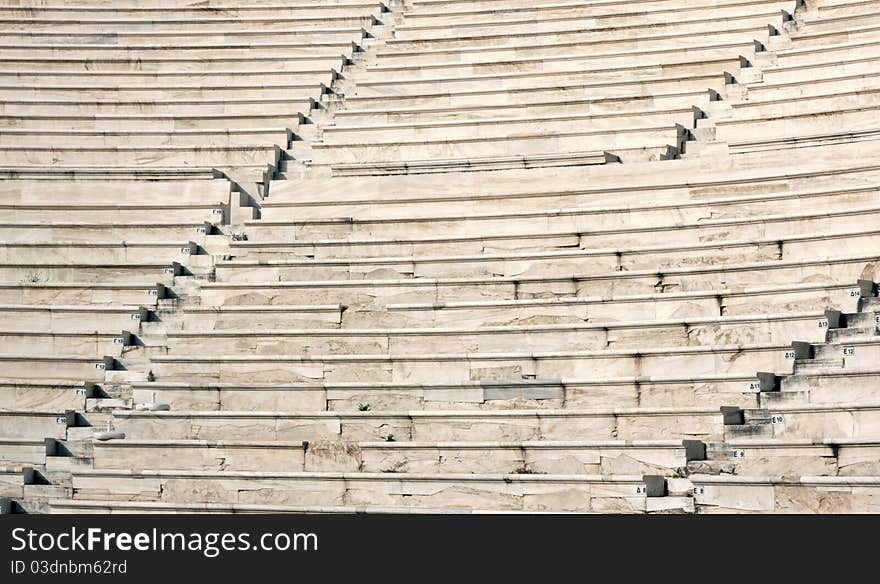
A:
875;315;880;325
784;350;797;359
635;484;648;495
771;414;785;425
113;337;124;345
95;363;106;370
147;289;158;296
817;319;829;329
130;313;140;320
850;289;861;298
748;381;761;391
212;208;223;216
75;388;87;397
179;247;191;255
163;267;175;275
843;346;856;357
732;449;745;459
55;416;67;425
692;486;705;496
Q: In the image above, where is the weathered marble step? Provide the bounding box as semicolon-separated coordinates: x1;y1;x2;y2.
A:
87;438;880;477
345;71;727;110
43;499;550;514
146;342;796;384
769;366;880;406
89;439;695;475
128;373;763;412
407;0;700;18
241;205;880;255
262;156;880;215
216;230;880;282
161;312;828;356
362;42;761;81
714;104;880;144
721;87;880;121
0;19;374;34
688;475;880;513
198;253;880;308
774;35;880;69
376;281;862;327
0;203;225;223
323;107;698;144
110;404;731;443
0;466;33;499
2;30;366;47
0;378;92;411
400;0;793;27
168;304;346;332
0;144;280;167
0;84;321;101
376;27;773;70
0;128;292;149
745;70;880;102
69;469;684;513
0;353;120;382
311;123;683;165
0;304;148;333
0;439;47;466
0;164;270;186
0;331;128;357
761;47;880;84
112;400;880;442
697;439;880;477
0;69;336;87
0;223;220;244
388;9;788;44
0;283;162;306
727;127;880;156
0;4;383;19
0;410;74;439
0;241;199;264
0;46;348;65
352;57;746;98
0;262;181;285
336;89;713;125
253;183;880;230
786;10;880;37
0;57;342;75
0;177;230;203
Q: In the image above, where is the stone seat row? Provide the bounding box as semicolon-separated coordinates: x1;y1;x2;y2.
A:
400;0;795;20
0;278;858;332
125;366;880;410
195;253;880;307
212;229;880;282
175;280;863;329
330;83;879;143
0;17;378;33
51;468;880;513
2;360;878;414
0;344;801;387
133;340;874;384
0;128;293;149
262;146;880;210
58;437;880;478
241;203;880;253
380;11;791;53
0;2;386;19
1;397;877;443
138;312;832;359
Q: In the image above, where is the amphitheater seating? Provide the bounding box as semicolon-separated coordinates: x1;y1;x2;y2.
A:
1;0;879;515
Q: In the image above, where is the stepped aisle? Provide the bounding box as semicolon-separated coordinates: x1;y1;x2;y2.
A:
1;0;880;514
